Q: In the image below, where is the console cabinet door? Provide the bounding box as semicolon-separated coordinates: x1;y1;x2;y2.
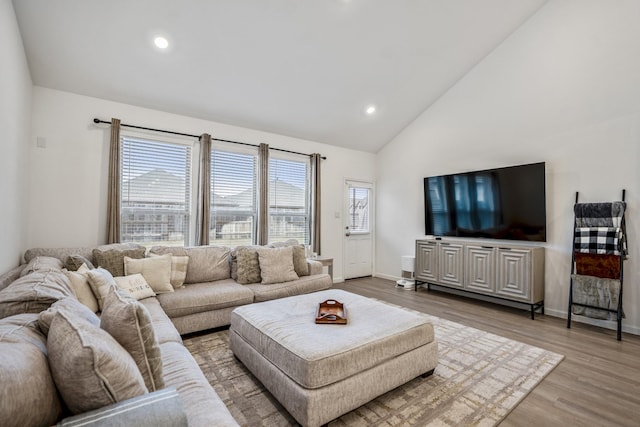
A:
438;243;464;288
415;241;438;282
465;245;495;294
496;248;531;301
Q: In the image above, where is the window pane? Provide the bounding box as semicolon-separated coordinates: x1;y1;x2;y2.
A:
348;186;370;233
269;156;310;244
120;137;191;246
210;149;257;246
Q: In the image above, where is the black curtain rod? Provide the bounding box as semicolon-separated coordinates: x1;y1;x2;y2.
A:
93;118;326;159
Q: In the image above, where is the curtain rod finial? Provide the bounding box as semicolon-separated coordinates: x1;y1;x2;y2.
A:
93;118;100;124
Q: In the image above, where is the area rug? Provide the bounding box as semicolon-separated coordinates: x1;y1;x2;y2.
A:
184;314;564;426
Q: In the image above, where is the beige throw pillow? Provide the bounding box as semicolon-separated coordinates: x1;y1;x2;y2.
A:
86;267;118;311
114;274;156;300
38;297;100;335
47;309;148;414
236;247;262;284
63;263;100;312
149;246;231;284
101;286;164;392
124;255;173;294
0;313;63;426
149;253;188;289
256;246;299;284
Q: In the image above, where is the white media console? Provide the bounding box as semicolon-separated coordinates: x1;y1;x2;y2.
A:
415;238;545;319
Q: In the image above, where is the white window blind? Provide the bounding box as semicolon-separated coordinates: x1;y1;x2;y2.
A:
268;155;310;244
210;148;258;246
120;136;192;246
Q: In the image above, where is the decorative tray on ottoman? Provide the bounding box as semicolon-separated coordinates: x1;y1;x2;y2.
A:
315;299;347;324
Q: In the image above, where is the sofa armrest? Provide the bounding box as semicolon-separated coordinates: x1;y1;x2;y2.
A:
307;259;323;275
57;388;187;427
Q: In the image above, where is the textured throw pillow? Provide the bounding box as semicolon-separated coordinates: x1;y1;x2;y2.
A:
0;313;63;426
101;286;164;392
124;255;173;294
149;253;189;289
47;309;148;414
63;264;100;312
92;248;146;277
114;274;156;300
291;245;310;277
256;246;299;284
38;296;101;335
64;254;95;271
19;256;64;277
236;247;262;284
0;270;74;319
86;268;118;310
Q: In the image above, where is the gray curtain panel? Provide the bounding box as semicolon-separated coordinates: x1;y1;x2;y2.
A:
196;134;212;246
310;153;322;255
106;118;121;244
258;143;270;245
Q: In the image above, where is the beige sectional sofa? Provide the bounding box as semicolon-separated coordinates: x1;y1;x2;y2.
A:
0;242;332;426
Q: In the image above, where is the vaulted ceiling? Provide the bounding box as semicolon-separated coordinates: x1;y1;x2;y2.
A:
13;0;547;153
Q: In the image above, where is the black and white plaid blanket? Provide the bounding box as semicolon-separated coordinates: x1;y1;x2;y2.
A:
574;227;623;256
574;201;627;256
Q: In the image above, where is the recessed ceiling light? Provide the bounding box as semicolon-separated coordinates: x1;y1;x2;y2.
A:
154;36;169;49
365;105;377;115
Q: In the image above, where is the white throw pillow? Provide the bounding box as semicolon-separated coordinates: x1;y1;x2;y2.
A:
62;263;99;312
86;267;118;311
149;253;188;289
114;274;156;300
124;255;173;294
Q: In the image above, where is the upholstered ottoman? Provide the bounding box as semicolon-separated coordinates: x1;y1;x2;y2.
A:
229;289;438;427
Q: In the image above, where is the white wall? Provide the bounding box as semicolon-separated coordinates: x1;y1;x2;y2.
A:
376;0;640;334
0;0;32;272
28;87;376;281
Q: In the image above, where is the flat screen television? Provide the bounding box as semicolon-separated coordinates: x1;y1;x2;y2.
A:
424;162;546;242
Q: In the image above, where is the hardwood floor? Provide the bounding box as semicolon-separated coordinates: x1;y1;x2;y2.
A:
334;277;640;426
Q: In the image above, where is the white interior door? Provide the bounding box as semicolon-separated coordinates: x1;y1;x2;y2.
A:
344;180;373;279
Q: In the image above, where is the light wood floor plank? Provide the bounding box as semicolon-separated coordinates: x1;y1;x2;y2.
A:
334;277;640;426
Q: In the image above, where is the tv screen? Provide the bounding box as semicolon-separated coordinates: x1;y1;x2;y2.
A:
424;162;546;242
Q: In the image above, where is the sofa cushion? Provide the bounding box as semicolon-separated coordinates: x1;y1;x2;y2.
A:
86;267;118;310
38;297;100;335
64;254;95;271
157;279;253;318
160;341;239;427
101;286;164;392
236;247;261;284
0;313;63;427
63;264;100;312
19;256;64;277
57;387;188;427
246;274;333;303
0;264;25;292
256;246;298;284
138;298;182;345
0;270;74;319
124;255;173;294
114;274;156;300
149;253;189;289
92;247;146;277
149;246;230;284
47;308;148;414
24;247;94;264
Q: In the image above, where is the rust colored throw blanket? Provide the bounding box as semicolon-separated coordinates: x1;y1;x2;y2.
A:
575;253;620;279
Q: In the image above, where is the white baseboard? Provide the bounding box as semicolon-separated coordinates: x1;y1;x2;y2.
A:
545;308;640;336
